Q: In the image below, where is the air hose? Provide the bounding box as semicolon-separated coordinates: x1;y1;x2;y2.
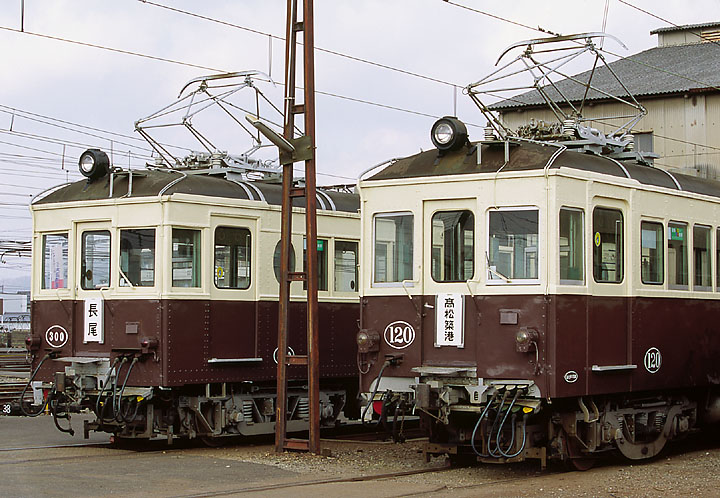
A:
95;357;120;422
19;353;53;417
471;391;499;457
114;357;138;421
360;359;390;424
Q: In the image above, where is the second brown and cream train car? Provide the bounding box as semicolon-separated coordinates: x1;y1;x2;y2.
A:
357;118;720;468
25;149;360;442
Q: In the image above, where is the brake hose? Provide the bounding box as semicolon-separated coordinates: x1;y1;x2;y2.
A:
497;413;528;458
51;390;74;436
471;391;499;457
487;391;510;457
95;357;120;421
361;359;390;424
494;390;524;458
19;353;52;417
114;357;137;421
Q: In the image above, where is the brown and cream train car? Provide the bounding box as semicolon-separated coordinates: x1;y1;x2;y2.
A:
26;149;360;441
357;118;720;468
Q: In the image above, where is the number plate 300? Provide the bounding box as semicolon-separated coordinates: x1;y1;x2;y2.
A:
383;321;416;350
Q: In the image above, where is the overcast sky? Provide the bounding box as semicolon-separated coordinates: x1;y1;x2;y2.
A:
0;0;716;286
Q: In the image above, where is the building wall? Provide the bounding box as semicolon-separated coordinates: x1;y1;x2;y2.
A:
499;92;720;178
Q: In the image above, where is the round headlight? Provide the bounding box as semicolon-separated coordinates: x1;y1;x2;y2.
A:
430;117;468;152
78;149;110;181
516;329;530;344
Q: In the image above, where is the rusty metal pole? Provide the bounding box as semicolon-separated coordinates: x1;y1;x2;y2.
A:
301;0;320;455
275;0;298;454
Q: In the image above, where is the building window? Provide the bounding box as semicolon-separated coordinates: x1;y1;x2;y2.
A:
81;231;111;290
559;208;584;284
374;213;414;283
431;210;474;282
42;233;68;289
668;222;688;289
120;229;155;287
334;241;358;292
592;208;623;283
172;229;201;288
693;225;711;290
303;238;328;291
640;221;663;285
488;209;538;281
214;227;251;290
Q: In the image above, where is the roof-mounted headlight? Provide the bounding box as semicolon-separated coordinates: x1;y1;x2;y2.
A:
431;116;468;152
78;149;110;181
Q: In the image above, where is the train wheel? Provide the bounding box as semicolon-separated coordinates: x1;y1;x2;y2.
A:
200;435;226;448
561;429;597;471
566;456;596;471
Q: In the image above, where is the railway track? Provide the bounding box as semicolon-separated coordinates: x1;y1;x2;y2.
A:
0;348;32;407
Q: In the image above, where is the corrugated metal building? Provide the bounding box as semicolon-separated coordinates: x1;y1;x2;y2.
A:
492;22;720;178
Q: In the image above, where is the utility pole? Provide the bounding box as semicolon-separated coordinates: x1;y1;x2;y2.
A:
274;0;320;455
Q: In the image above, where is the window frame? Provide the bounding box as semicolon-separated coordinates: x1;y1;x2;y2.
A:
119;228;157;288
640;220;664;286
372;211;415;287
486;206;541;285
171;228;202;288
558;207;584;285
592;207;624;284
213;226;252;290
303;237;329;292
80;230;112;290
430;209;475;283
667;221;689;290
693;224;712;292
41;232;69;290
333;239;359;293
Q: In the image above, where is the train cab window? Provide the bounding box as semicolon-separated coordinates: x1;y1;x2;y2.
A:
120;229;155;287
668;222;688;289
303;238;328;291
373;213;414;283
640;221;663;285
334;241;358;292
592;208;623;283
214;227;251;290
42;233;68;289
488;209;538;281
172;229;201;288
431;210;474;282
81;231;111;290
693;225;711;291
559;208;584;284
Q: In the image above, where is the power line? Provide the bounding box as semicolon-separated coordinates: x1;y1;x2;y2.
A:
140;0;462;88
617;0;720;49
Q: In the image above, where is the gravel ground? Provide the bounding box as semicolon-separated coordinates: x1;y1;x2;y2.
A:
182;432;720;497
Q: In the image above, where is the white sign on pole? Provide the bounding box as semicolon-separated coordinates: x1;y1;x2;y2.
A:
84;298;104;344
435;293;464;348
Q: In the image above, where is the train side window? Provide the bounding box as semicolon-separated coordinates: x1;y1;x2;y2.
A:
693;225;711;291
303;238;328;291
640;221;663;285
334;241;358;292
172;228;201;288
81;230;111;290
214;227;251;290
559;208;584;284
488;209;538;281
120;229;156;287
42;233;68;289
431;210;474;282
373;213;414;283
668;222;688;289
592;208;623;283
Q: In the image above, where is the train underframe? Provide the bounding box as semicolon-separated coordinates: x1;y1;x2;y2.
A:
416;374;709;469
36;356;356;443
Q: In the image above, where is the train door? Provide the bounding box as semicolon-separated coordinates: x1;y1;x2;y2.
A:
588;201;632;394
208;217;258;363
75;220;113;354
421;199;477;366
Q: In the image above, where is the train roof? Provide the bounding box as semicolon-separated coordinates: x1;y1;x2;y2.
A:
33;169;359;213
366;140;720;200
